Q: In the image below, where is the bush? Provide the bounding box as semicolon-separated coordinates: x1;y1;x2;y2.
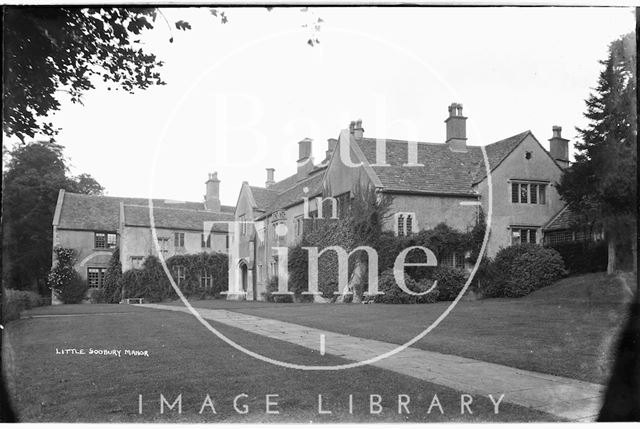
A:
2;289;44;322
58;271;89;304
166;252;228;299
120;256;174;303
546;240;607;275
87;287;104;304
262;276;293;303
433;266;468;301
373;269;436;304
120;252;228;302
101;248;123;303
481;244;566;298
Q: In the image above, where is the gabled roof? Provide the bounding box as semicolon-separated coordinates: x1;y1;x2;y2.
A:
256;172;325;220
543;205;574;231
248;186;280;211
123;205;232;232
472;131;533;183
347;131;535;195
54;190;233;231
355;138;483;195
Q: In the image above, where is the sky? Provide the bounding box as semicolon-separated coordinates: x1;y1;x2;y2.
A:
6;6;635;206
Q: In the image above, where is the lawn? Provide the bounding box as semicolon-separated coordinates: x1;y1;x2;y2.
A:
163;272;633;384
3;305;557;422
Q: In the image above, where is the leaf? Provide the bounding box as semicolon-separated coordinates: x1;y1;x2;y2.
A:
174;20;191;31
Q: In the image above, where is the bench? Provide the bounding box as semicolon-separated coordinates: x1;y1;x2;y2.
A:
125;298;143;304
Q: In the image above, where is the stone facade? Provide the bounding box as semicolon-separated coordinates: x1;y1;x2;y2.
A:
51;175;233;303
227;103;571;301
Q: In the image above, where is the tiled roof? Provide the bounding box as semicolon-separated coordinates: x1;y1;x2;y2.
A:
55;191;232;231
353;131;531;195
543;205;574;231
123;205;233;232
472;131;531;183
248;186;280;211
266;173;299;192
257;172;325;220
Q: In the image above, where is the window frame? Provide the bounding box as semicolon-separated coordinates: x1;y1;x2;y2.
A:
395;212;416;237
510;227;538;245
87;267;106;288
157;237;170;254
200;270;213;290
94;232;117;249
174;265;186;285
510;181;548;205
174;232;185;248
201;233;212;249
131;256;144;269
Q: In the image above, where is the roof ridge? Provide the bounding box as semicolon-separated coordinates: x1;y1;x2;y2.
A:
64;191;204;205
271;172;324;195
123;204;231;215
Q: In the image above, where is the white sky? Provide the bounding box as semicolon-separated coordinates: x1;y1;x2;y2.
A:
6;6;635;205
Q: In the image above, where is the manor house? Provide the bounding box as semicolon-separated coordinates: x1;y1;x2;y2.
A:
228;103;575;300
52;173;233;300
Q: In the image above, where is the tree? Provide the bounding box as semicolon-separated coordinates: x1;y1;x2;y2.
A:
2;6;322;142
342;180;393;302
2;141;103;293
557;32;637;274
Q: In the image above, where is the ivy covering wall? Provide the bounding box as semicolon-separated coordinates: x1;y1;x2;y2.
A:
120;252;228;302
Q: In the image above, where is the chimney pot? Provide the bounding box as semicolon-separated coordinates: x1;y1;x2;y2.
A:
265;168;275;188
297;138;314;181
549;125;569;168
445;103;467;152
353;119;364;140
205;172;221;212
325;138;338;161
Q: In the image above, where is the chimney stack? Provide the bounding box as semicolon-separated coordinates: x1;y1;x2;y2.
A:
265;168;275;188
325;138;338;160
445;103;467;152
297;138;314;181
204;172;221;212
549;126;570;168
352;119;364;140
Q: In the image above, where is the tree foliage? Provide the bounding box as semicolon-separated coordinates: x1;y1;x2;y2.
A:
101;247;123;303
3;6;322;142
557;32;637;273
2;141;103;292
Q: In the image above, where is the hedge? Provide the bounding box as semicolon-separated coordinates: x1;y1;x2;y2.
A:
546;240;607;275
2;289;45;323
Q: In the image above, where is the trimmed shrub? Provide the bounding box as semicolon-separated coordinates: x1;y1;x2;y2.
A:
101;248;123;303
433;266;467;301
58;271;89;304
373;269;436;304
481;244;566;298
48;247;81;303
2;289;44;322
547;240;607;275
